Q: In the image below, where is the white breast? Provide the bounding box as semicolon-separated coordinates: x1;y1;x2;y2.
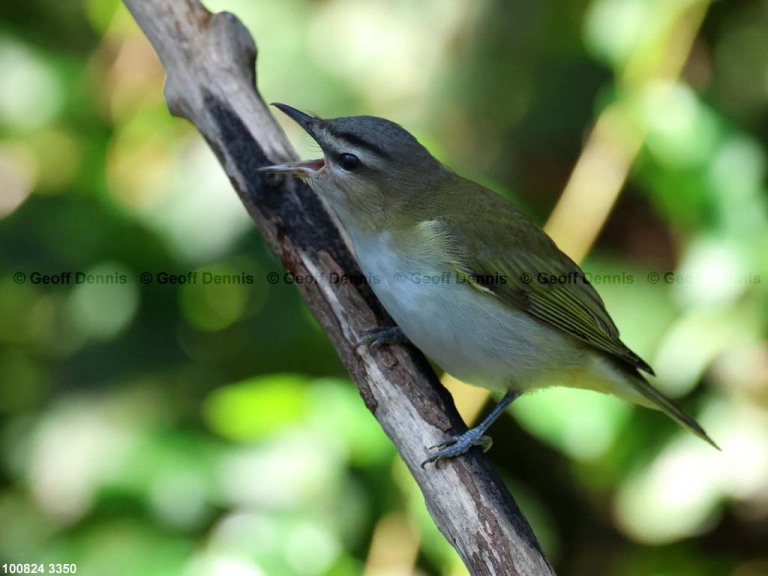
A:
349;229;590;393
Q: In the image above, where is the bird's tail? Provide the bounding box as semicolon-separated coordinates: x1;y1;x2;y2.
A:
624;371;720;450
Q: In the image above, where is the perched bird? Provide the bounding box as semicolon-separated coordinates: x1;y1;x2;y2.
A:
261;103;718;465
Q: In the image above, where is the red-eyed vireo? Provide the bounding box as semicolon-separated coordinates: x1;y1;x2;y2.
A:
261;103;719;465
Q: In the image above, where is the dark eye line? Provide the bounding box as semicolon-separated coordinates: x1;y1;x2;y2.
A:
325;127;392;160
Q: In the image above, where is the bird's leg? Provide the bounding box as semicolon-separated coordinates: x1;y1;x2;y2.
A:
422;389;520;467
356;326;409;353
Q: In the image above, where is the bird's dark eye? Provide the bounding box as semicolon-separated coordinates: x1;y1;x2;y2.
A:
338;153;360;171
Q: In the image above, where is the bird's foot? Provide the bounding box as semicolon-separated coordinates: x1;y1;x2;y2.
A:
356;326;408;353
421;427;493;467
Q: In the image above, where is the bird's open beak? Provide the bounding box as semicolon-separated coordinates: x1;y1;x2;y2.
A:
260;103;325;178
259;159;325;178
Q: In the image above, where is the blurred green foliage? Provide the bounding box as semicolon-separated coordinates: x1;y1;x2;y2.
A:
1;0;767;575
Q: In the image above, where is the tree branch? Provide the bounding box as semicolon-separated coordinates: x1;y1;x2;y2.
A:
123;1;556;574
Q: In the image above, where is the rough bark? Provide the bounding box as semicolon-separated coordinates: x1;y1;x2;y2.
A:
123;1;556;574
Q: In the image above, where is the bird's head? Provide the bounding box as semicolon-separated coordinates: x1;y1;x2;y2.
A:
261;103;448;231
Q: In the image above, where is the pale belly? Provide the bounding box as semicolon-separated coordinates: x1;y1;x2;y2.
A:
351;231;596;393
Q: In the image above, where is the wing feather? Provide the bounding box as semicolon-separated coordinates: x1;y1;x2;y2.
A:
428;217;654;375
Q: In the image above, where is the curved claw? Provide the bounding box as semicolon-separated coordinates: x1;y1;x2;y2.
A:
356;326;408;353
422;430;493;467
421;390;520;468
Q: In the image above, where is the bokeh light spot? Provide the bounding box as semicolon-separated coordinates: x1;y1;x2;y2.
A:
66;262;138;341
0;38;62;132
180;264;251;332
204;374;310;441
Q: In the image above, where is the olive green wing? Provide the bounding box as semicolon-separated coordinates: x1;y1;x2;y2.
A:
432;215;654;375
